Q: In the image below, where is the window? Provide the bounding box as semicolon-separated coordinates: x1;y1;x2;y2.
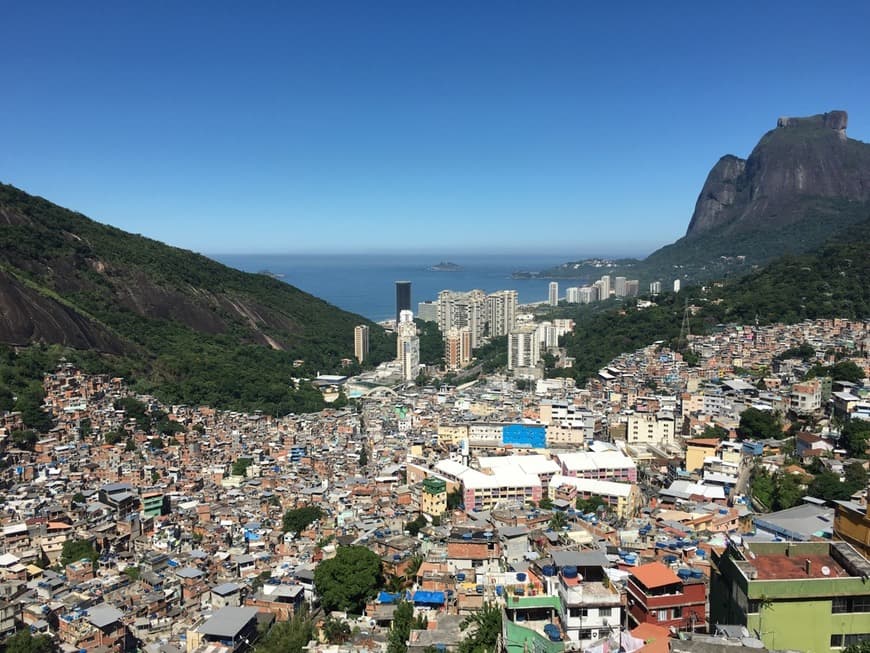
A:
831;634;843;647
672;607;683;619
844;634;870;646
657;609;668;621
599;607;612;617
832;596;870;613
747;600;761;614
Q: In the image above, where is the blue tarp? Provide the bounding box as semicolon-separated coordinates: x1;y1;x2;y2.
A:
502;424;546;448
378;591;402;604
413;590;446;605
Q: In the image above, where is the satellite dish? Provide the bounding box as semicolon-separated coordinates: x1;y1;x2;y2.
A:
821;566;831;576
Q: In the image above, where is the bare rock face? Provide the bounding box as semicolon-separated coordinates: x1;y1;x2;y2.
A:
686;110;870;238
685;155;746;236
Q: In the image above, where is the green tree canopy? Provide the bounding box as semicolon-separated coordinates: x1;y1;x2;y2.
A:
459;602;502;653
314;546;382;614
2;629;55;653
282;505;324;536
255;610;314;653
840;419;870;458
738;407;782;440
60;539;97;567
807;471;851;502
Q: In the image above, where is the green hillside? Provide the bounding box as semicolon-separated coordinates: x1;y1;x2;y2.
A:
0;183;394;418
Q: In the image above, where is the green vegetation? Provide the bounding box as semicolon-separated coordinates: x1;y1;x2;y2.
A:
775;342;815;361
255;610;314;653
548;512;567;531
321;616;352;644
387;601;428;653
807;463;867;501
232;457;254;477
60;539;97;567
447;487;463;510
314;546;382;613
123;566;141;582
576;495;607;513
840;420;870;458
737;408;783;440
459;602;502;653
0;182;396;416
805;360;865;384
751;469;803;511
1;629;55;653
282;505;323;535
699;425;729;440
404;514;428;536
415;319;444;366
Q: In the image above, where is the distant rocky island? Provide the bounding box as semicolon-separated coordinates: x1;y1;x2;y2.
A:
429;261;462;271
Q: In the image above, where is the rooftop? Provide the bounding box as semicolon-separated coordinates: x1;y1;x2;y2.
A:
750;553;846;580
630;562;681;589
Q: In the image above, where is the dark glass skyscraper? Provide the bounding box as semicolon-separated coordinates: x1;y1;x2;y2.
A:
395;281;411;324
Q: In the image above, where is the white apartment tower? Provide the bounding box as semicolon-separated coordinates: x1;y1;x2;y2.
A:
353;324;369;363
484;290;518;337
508;325;540;371
437;289;486;349
548;281;559;306
396;310;420;381
614;276;627;297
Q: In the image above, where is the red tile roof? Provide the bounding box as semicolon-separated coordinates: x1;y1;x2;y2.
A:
630;562;681;589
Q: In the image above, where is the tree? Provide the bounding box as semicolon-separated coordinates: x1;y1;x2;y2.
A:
844;461;868;495
459;602;502;653
447;487;463;510
772;473;803;511
282;505;324;536
358;447;368;467
10;430;38;451
60;539;97;567
840;419;870;458
537;496;554;510
232;457;254;476
844;641;870;653
751;468;775;509
321;616;352;644
387;601;414;653
738;407;782;440
314;546;382;613
576;495;607;514
256;610;314;653
699;425;729;440
808;471;850;501
2;629;55;653
405;514;428;537
548;512;568;531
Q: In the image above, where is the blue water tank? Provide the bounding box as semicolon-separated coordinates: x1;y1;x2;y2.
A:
691;570;704;579
625;553;638;564
516;572;527;582
462;532;473;540
542;565;556;577
496;585;504;596
456;572;466;581
677;569;692;580
476;585;484;594
562;566;578;579
696;549;706;558
719;508;728;515
655;542;666;549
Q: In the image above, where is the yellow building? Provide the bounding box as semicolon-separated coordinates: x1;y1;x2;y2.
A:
834;500;870;557
437;424;468;446
421;477;447;517
685;438;719;473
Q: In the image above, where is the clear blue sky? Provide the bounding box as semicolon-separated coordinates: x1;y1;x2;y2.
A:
2;2;869;257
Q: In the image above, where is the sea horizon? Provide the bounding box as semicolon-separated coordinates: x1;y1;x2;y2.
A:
211;252;622;322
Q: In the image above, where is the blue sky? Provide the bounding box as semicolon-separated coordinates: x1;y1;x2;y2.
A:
2;2;869;257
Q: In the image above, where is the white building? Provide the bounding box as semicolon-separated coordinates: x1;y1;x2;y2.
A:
508;325;540;371
548;282;559;306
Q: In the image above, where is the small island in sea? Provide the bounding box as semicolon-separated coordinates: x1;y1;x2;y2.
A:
429;261;462;271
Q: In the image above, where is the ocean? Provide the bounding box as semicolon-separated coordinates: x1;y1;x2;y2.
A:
212;253;584;321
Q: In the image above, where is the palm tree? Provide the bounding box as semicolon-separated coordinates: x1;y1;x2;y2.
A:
459;602;502;653
548;511;568;531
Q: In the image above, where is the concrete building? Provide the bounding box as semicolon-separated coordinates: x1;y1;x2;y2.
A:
650;281;662;296
555;450;637;483
485;290;518;337
421;477;447;517
445;327;472;371
397;311;419;382
579;286;598;304
834;499;870;557
566;287;581;304
711;540;870;652
353;324;369;363
508;325;540;371
395;281;411;325
548;282;559;306
614;277;626;297
438;289;486;349
626;411;676;447
626;562;706;632
417;300;438;323
548;474;639;519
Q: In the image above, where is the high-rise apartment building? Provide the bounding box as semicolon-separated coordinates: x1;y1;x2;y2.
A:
673;279;681;293
649;281;662;296
444;326;472;371
548;281;559;306
484;290;518;337
417;300;438;323
614;276;627;297
598;275;611;299
508;325;540;370
624;279;639;297
579;286;598;304
396;310;419;381
565;287;581;303
437;289;486;349
353;325;369;363
395;281;411;325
